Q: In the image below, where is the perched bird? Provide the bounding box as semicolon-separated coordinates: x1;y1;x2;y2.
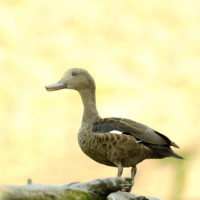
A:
45;68;182;185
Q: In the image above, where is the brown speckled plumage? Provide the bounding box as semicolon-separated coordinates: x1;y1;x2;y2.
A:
46;68;182;187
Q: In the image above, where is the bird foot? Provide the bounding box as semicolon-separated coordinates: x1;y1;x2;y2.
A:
121;183;134;192
119;178;134;192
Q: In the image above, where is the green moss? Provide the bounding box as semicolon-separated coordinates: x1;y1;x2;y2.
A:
63;189;91;200
63;189;105;200
1;189;100;200
134;196;148;200
0;178;133;200
124;178;133;185
1;193;57;200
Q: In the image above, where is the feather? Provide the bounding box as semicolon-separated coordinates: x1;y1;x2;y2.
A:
109;130;123;134
93;117;182;159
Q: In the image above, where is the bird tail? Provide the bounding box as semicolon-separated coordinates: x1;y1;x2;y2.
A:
170;150;183;159
144;143;183;159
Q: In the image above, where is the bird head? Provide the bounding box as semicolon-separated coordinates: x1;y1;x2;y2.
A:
45;68;95;92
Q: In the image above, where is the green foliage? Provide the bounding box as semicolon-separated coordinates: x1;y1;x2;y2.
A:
160;149;195;200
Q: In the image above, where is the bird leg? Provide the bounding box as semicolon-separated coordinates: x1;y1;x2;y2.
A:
131;165;137;181
117;163;123;177
117;163;128;191
125;166;137;192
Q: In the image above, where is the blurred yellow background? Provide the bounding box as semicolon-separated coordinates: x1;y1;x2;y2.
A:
0;0;200;199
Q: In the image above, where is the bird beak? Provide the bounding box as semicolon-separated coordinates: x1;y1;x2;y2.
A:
45;81;67;91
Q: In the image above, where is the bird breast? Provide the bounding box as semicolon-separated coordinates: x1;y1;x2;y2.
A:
78;127;150;167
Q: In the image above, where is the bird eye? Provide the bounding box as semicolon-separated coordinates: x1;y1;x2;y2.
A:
72;72;77;76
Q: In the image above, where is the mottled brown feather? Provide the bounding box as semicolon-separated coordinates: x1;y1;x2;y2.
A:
95;117;179;147
46;68;182;180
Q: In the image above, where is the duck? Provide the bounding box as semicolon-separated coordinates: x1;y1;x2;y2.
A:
45;68;182;187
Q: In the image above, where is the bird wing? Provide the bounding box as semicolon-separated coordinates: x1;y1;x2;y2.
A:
93;117;179;148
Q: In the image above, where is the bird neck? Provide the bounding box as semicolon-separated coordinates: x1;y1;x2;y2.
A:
79;88;100;126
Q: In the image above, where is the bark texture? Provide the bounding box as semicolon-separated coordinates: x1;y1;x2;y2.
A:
1;178;162;200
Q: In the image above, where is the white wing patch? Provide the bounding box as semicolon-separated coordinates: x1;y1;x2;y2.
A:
108;130;143;143
109;130;123;134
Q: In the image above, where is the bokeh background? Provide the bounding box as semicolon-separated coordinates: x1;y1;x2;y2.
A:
0;0;200;199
